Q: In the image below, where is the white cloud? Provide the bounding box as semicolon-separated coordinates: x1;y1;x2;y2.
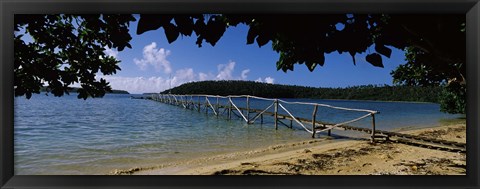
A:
171;68;196;85
216;61;236;80
104;47;119;59
97;68;198;94
255;77;275;84
215;61;251;81
92;58;273;93
264;77;275;84
241;69;250;80
198;72;213;81
100;75;169;94
133;42;172;74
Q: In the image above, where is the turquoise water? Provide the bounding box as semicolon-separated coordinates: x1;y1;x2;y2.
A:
14;94;462;175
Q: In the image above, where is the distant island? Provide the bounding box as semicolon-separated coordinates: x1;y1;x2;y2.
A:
41;87;129;94
160;80;442;103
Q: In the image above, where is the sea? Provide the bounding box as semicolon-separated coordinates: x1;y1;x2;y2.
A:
14;93;463;175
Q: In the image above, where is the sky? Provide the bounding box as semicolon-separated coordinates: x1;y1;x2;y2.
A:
22;15;408;94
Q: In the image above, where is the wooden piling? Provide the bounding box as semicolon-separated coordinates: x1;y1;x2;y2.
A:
198;96;201;112
274;100;278;130
371;113;376;143
312;105;318;138
260;114;263;124
216;97;220;117
246;96;250;123
228;98;232;120
205;97;208;114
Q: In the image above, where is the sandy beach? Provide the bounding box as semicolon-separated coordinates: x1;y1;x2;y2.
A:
115;119;466;175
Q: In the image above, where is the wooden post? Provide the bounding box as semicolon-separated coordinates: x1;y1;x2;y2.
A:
246;96;250;123
274;100;278;130
205;97;208;114
328;129;331;136
228;97;232;120
312;105;318;138
260;114;263;124
216;97;219;117
371;113;376;143
290;120;293;128
198;96;201;112
189;97;193;110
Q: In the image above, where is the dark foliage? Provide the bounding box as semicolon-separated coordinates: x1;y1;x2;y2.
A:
14;14;135;99
138;14;465;113
161;80;442;103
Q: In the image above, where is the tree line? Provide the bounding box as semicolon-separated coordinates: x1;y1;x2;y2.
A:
160;80;442;103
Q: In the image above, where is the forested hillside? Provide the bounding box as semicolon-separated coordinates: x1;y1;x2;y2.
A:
160;80;442;103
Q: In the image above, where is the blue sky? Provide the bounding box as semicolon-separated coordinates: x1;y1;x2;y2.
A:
22;16;408;94
102;18;407;94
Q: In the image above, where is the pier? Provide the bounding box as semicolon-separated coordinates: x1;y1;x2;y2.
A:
148;94;466;153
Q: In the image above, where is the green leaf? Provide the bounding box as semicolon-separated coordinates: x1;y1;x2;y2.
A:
246;27;258;45
349;51;356;65
306;62;317;71
375;43;392;58
164;23;179;44
203;17;226;46
137;15;172;35
174;16;194;36
365;53;384;68
256;34;270;47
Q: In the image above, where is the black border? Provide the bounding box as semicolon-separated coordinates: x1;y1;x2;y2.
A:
1;0;479;189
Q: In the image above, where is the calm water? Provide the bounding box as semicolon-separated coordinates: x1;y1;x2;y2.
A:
14;94;462;175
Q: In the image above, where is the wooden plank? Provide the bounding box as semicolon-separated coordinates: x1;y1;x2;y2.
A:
246;96;250;123
371;114;376;143
312;105;318;138
274;100;278;130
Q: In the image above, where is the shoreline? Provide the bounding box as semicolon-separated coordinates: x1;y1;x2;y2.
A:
317;98;437;104
125;120;466;175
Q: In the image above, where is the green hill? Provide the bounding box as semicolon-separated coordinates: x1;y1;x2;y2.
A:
160;80;442;103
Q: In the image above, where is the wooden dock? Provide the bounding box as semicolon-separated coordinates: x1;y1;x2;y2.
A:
148;94;466;153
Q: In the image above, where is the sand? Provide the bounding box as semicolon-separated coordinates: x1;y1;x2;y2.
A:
121;121;466;175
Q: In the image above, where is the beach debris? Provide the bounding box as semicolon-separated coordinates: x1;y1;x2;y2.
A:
240;162;259;168
362;163;372;167
241;169;299;175
111;167;144;175
303;149;312;153
213;169;241;175
273;162;293;166
411;165;418;171
394;160;426;167
312;153;332;159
